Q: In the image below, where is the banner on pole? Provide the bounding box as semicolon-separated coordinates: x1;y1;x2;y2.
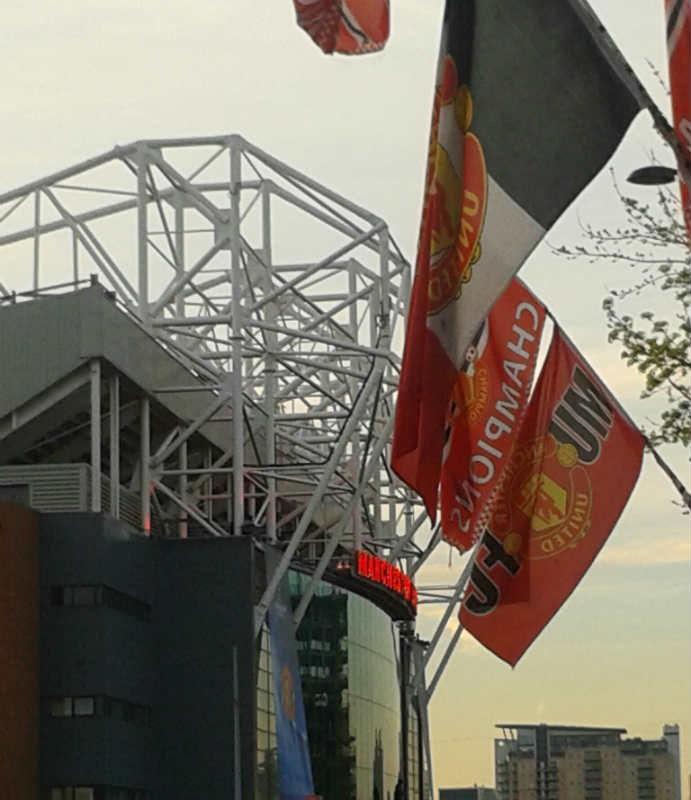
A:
392;0;640;521
440;278;546;553
266;550;316;800
460;328;645;666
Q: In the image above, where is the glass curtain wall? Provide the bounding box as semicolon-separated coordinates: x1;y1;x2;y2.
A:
255;570;408;800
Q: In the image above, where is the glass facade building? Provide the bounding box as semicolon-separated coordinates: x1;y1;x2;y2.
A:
255;570;419;800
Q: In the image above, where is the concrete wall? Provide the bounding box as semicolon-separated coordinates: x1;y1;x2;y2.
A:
0;286;232;451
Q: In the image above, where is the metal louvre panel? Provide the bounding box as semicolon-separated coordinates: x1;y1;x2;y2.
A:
0;463;86;512
0;464;142;529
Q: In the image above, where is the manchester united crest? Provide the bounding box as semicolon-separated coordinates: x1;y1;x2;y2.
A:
490;434;593;561
424;55;488;315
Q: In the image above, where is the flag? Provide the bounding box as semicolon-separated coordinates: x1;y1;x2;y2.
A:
459;328;645;666
440;279;546;553
293;0;389;55
665;0;691;234
391;0;641;521
266;549;316;800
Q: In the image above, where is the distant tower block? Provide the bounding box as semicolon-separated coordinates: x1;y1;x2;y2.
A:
663;723;681;800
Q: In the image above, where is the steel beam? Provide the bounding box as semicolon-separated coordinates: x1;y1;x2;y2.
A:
90;359;101;512
255;362;384;636
109;374;120;518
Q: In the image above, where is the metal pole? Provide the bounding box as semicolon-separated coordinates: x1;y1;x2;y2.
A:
204;447;213;519
109;374;120;519
426;623;464;702
90;359;101;512
369;282;382;541
646;439;691;510
33;189;40;291
137;147;149;323
409;642;435;800
388;511;428;563
230;137;245;536
423;552;475;669
72;230;79;285
174;192;185;319
140;395;151;534
348;262;363;551
400;628;410;800
262;182;277;543
233;645;242;800
292;414;394;628
416;694;424;800
256;363;384;635
179;440;188;538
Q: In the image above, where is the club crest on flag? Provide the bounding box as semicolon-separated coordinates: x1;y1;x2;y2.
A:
489;433;593;562
453;355;490;425
426;56;487;315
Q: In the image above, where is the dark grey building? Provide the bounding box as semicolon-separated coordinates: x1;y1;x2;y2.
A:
39;511;256;800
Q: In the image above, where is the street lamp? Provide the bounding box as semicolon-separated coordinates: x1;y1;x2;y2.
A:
627;165;678;185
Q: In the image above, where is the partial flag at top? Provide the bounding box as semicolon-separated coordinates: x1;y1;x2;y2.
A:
293;0;389;55
392;0;641;521
664;0;691;235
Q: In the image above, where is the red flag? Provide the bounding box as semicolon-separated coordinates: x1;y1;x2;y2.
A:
440;279;546;552
293;0;389;55
460;328;644;666
665;0;691;235
391;1;639;521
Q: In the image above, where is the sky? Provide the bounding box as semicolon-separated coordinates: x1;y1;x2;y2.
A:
2;0;689;795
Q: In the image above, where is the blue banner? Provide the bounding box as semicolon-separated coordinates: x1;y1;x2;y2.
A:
266;550;315;800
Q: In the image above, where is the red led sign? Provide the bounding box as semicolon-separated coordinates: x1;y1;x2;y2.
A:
354;550;417;614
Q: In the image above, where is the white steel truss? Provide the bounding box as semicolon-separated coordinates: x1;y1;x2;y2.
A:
0;135;477;799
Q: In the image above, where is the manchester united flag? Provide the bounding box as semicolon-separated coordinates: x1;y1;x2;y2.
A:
293;0;389;55
391;0;640;520
665;0;691;234
440;279;546;553
459;329;645;666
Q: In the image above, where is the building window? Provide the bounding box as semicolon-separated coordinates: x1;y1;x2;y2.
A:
47;584;151;621
0;482;30;504
73;586;97;606
45;696;150;727
48;788;151;800
74;697;95;717
50;697;73;718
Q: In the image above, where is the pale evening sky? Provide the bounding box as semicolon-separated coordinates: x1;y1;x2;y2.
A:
2;0;689;794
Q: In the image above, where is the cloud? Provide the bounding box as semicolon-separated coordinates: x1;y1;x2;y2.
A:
599;536;690;566
415;603;482;653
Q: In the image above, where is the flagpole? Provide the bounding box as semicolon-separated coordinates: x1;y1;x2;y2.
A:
644;438;691;510
545;309;691;511
568;0;691;184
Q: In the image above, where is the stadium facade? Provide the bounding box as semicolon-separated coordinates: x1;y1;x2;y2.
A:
0;272;421;800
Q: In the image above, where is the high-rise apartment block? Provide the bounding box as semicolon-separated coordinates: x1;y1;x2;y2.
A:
494;723;681;800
